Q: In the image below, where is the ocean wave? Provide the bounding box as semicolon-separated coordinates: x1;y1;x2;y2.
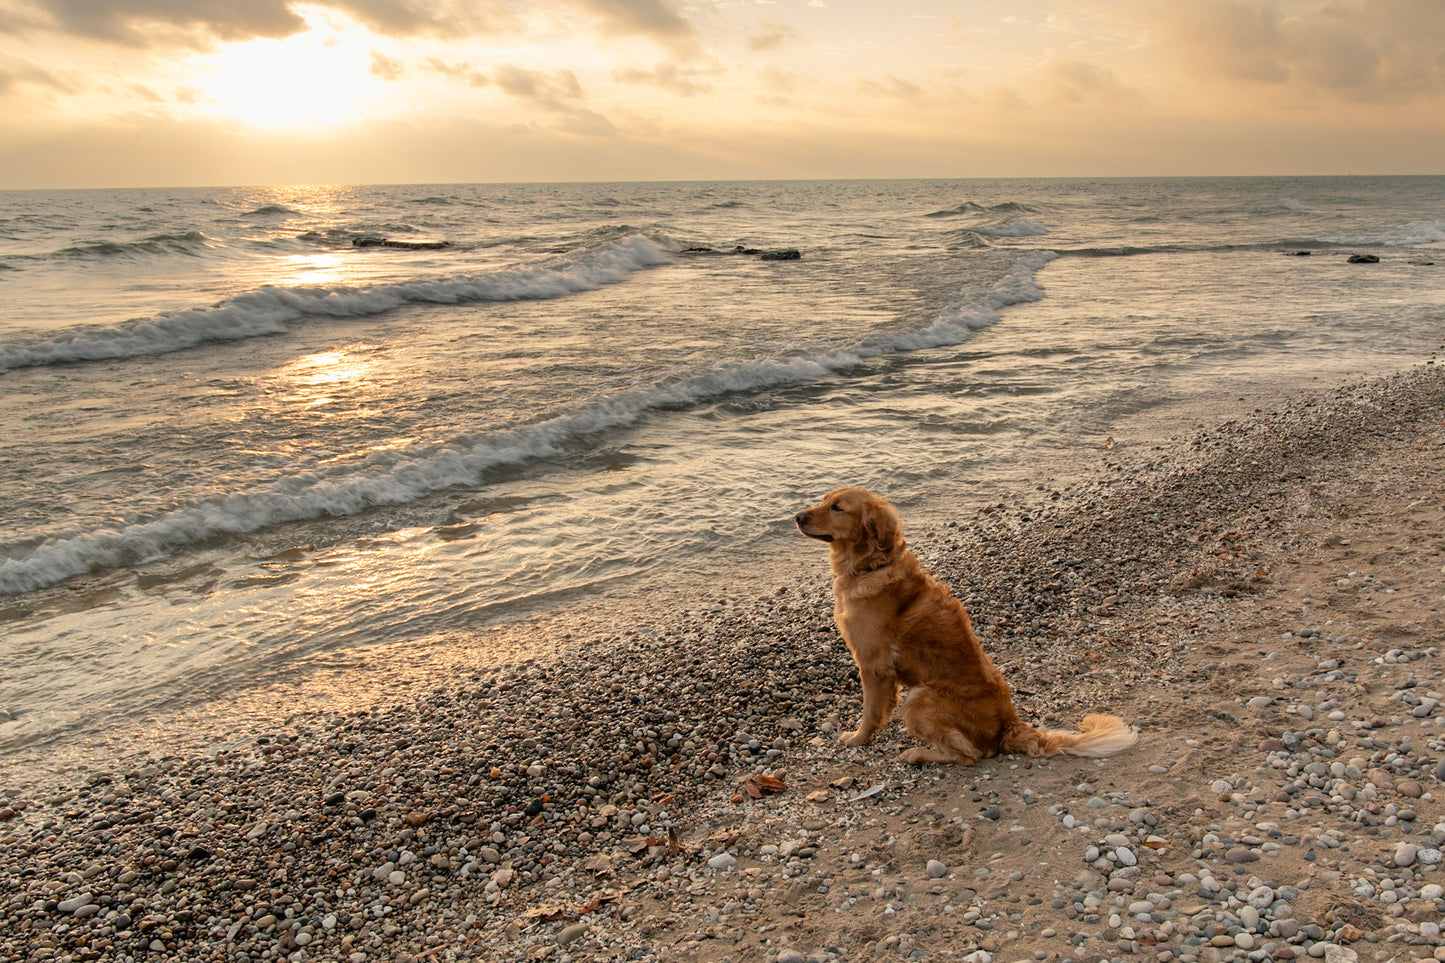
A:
0;251;1056;594
242;205;301;218
875;251;1056;352
1323;219;1445;247
970;217;1049;238
925;201;1037;218
54;231;213;261
0;235;677;373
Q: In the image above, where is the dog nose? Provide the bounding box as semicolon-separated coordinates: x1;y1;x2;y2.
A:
794;511;808;527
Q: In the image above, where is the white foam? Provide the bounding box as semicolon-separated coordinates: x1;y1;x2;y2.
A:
876;252;1055;352
1323;219;1445;247
0;235;675;372
971;217;1049;238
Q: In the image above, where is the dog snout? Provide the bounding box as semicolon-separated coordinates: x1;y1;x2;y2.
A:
794;510;809;528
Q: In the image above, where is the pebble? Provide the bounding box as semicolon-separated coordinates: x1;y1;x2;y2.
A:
926;859;948;879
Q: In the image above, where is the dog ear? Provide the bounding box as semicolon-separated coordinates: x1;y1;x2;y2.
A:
860;496;903;565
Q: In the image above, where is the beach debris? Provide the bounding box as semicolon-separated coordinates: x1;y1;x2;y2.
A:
850;782;886;802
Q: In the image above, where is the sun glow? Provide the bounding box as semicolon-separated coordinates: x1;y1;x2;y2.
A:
185;11;387;130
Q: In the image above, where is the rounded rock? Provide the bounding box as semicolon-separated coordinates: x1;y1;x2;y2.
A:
557;922;588;945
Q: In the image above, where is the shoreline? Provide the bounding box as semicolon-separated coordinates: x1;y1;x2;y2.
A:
4;362;1445;963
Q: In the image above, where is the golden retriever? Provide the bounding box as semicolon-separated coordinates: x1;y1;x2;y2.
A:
796;487;1137;765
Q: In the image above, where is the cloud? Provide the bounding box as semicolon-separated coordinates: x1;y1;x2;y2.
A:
1039;58;1132;105
570;0;701;55
489;62;615;134
0;0;517;45
426;57;490;87
858;75;926;101
1141;0;1445;104
369;49;404;80
494;63;583;103
125;81;162;102
327;0;518;37
0;50;71;94
753;63;807;106
745;17;797;52
554;107;616;136
612;60;717;96
425;60;612;110
6;0;306;45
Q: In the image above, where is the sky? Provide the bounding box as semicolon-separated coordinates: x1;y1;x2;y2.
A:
0;0;1442;188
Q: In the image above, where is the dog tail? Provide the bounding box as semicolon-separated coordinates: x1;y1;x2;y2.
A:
1003;714;1138;759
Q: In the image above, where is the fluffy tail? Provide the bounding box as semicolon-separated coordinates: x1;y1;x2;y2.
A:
1003;713;1138;759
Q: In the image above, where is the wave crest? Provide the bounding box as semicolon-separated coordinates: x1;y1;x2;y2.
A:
0;235;677;373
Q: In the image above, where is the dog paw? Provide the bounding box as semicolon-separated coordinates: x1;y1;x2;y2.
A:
839;730;871;747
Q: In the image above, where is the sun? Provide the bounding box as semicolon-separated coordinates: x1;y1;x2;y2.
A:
185;9;388;131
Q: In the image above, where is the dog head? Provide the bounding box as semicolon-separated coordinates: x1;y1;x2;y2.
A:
795;487;904;575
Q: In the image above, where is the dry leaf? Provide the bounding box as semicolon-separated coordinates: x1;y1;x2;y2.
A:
523;905;568;921
580;855;613;875
742;774;788;799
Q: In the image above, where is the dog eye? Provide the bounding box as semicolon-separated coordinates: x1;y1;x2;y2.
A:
830;503;843;512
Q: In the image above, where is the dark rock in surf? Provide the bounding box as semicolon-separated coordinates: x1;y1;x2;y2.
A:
684;244;801;260
352;235;452;250
1348;254;1380;264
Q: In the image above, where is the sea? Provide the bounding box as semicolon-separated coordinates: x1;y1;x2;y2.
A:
1;176;1442;787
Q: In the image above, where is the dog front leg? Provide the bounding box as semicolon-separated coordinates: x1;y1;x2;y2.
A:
841;670;897;747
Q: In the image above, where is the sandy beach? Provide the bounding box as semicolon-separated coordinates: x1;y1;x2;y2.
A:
5;360;1445;963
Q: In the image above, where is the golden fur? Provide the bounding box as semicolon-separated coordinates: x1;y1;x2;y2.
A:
796;487;1137;765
